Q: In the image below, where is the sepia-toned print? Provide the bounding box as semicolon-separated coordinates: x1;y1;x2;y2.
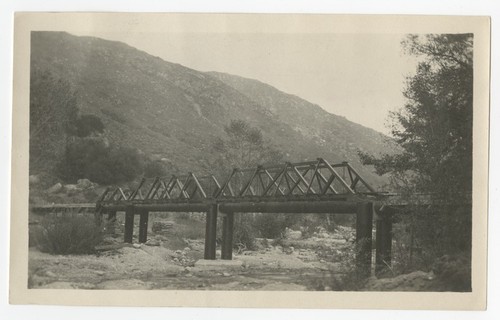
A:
10;13;490;309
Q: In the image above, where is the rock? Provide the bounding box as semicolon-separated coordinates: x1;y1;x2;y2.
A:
95;270;105;276
145;239;160;246
45;271;57;277
152;221;175;234
47;183;62;194
77;178;94;189
133;243;142;249
29;175;40;185
175;250;183;255
284;228;302;240
184;267;192;272
64;184;80;194
222;272;231;277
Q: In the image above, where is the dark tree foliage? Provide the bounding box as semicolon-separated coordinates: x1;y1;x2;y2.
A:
29;69;78;173
59;137;144;185
211;120;284;249
359;34;473;284
68;114;105;138
144;161;168;178
360;34;473;198
212;119;283;172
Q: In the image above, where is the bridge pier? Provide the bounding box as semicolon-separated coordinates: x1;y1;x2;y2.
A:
124;205;135;243
107;210;117;234
356;202;373;277
375;208;393;275
204;204;218;260
221;212;234;260
139;210;150;243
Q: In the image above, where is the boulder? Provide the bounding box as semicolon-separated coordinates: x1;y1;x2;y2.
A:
47;183;62;194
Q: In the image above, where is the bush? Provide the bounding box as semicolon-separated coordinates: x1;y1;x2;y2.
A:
232;214;257;251
253;213;288;239
58;136;144;184
68;114;105;138
34;215;103;255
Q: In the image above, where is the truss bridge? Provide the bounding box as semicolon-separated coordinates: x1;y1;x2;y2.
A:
95;158;392;276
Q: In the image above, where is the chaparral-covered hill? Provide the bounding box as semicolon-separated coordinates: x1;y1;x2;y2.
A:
30;31;395;188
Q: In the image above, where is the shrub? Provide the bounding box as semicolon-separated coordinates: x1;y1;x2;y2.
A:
232;214;257;251
253;213;288;239
34;215;103;255
68;114;105;138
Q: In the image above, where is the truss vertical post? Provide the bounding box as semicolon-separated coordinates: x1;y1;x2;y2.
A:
375;208;393;275
107;210;117;234
356;202;373;277
204;203;219;260
221;212;234;260
124;205;135;243
138;210;150;243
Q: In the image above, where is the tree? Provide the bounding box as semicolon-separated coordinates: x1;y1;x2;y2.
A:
211;119;283;172
210;120;284;249
359;34;473;280
360;34;473;198
29;69;78;173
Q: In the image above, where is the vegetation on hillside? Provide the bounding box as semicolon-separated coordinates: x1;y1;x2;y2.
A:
30;31;394;186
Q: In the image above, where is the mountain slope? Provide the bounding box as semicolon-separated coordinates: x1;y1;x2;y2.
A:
30;31;394;187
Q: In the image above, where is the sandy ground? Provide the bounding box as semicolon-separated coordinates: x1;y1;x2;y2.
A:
28;238;342;291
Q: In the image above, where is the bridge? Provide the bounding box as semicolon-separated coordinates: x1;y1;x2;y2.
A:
93;158;394;276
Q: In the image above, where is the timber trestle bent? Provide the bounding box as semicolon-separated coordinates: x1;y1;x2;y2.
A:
96;158;394;275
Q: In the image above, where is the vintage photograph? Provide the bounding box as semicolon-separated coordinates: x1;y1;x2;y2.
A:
10;13;490;309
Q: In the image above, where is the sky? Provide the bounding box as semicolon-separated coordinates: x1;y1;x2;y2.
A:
69;31;419;134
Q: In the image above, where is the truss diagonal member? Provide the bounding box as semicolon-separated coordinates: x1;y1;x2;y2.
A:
153;180;167;199
263;167;286;196
214;169;237;198
239;167;260;197
305;160;321;194
191;173;208;198
145;177;160;200
345;162;376;193
286;166;308;195
178;175;192;199
129;178;146;200
319;158;355;194
108;188;119;201
160;176;176;199
292;165;317;194
97;187;110;202
150;179;165;199
257;172;267;195
211;175;223;197
317;171;338;195
118;188;127;200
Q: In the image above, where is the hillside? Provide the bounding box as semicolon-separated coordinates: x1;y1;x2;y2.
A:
30;31;395;188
